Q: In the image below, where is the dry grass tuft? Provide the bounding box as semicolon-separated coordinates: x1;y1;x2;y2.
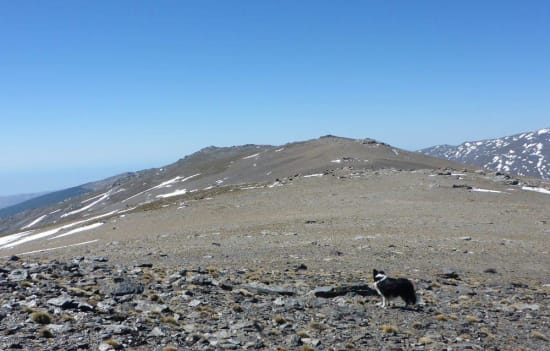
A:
162;346;178;351
105;339;122;349
162;316;179;327
344;342;355;349
38;328;54;338
20;281;33;288
273;314;287;325
380;324;398;334
149;293;162;303
465;315;481;323
418;336;433;345
531;331;549;341
302;345;315;351
435;313;448;321
31;311;52;325
479;327;496;340
309;321;327;331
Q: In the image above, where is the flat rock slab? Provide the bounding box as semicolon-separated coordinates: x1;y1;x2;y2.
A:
242;282;296;296
310;284;378;298
110;280;144;296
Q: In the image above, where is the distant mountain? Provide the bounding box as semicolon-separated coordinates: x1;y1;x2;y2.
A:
0;136;463;234
419;128;550;180
0;192;49;210
0;173;134;221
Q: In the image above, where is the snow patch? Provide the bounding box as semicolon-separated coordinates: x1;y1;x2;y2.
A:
21;215;47;229
61;190;111;218
156;189;188;199
522;186;550;195
0;231;33;247
122;174;200;203
303;174;324;178
471;188;505;194
50;222;104;239
243;153;261;160
0;211;119;249
7;240;99;257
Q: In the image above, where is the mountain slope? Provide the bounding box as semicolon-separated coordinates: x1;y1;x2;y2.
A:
420;128;550;179
0;136;463;235
0;192;49;210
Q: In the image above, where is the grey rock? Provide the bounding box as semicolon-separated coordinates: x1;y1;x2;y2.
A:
8;269;28;282
148;326;165;337
243;282;296;296
309;284;377;298
47;296;79;309
111;279;144;296
134;300;170;313
439;268;460;279
103;324;134;335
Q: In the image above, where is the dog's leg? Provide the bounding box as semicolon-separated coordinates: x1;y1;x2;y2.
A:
381;297;387;308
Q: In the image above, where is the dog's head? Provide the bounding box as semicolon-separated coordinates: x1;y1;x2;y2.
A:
373;269;387;282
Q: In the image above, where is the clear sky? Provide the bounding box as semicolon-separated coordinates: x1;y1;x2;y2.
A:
1;1;549;196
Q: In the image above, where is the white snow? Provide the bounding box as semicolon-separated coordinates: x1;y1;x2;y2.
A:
243;153;260;159
274;148;284;152
21;215;47;229
179;173;202;183
0;210;119;249
50;222;104;239
156;189;188;198
522;186;550;195
471;188;505;194
331;159;342;163
61;190;111;218
241;185;265;190
122;174;200;203
82;191;111;204
1;227;65;249
7;240;99;257
303;174;324;178
0;231;33;247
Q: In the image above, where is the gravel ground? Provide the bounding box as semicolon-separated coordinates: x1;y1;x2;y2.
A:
1;168;549;350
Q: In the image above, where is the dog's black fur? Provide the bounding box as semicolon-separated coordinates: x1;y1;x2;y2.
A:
373;269;417;307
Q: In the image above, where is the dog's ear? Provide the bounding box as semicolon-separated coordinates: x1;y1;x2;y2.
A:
373;269;378;277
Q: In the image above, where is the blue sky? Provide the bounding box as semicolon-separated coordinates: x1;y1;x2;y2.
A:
1;1;549;196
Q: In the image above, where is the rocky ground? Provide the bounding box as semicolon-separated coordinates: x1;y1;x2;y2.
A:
1;255;549;351
1;168;549;350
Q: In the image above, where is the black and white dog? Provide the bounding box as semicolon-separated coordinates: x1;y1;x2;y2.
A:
373;269;417;308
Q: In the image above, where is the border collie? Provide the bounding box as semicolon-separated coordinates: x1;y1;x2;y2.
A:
373;269;417;307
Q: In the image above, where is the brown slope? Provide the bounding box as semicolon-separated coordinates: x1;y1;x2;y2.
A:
2;136;466;234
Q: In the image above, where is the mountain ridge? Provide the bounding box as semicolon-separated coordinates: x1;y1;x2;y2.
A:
0;135;463;234
420;128;550;179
